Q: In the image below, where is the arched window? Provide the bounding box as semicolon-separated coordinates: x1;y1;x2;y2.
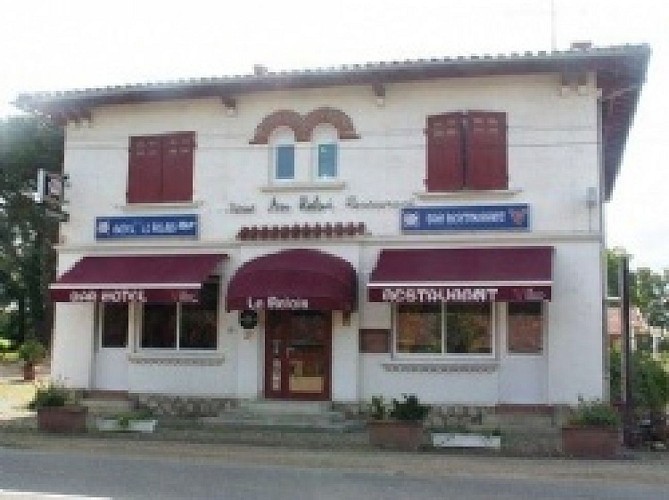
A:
270;127;296;181
311;124;338;179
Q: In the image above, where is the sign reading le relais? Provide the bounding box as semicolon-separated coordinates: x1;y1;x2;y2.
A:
401;204;529;232
95;215;198;239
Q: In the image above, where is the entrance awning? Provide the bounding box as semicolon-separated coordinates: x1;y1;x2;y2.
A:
50;254;226;303
227;249;357;311
367;247;553;303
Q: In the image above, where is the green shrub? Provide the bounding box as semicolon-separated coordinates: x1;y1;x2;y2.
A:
569;397;620;428
610;348;669;412
17;338;47;364
28;383;68;410
390;394;429;422
369;395;387;420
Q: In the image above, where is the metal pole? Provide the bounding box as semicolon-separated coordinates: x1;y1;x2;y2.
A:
620;253;634;447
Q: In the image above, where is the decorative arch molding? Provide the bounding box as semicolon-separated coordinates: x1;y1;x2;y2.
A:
249;109;308;144
303;107;360;141
249;107;360;144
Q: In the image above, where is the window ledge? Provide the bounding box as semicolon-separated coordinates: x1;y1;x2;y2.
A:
117;201;203;211
382;361;498;373
128;352;224;366
260;181;346;193
414;189;521;200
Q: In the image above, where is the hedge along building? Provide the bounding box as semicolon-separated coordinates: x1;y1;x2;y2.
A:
17;43;649;412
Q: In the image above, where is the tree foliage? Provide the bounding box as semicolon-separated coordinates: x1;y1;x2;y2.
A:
606;250;669;329
0;115;63;343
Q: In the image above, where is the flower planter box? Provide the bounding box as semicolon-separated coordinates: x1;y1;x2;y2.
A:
37;406;88;433
96;418;157;433
367;420;424;451
431;432;501;450
561;426;621;458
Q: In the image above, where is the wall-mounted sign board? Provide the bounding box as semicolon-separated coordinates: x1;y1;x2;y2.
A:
95;215;198;239
401;204;529;232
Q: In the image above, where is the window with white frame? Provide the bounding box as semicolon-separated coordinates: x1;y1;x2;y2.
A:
395;303;492;355
311;125;338;179
507;302;544;354
140;279;219;350
270;127;296;181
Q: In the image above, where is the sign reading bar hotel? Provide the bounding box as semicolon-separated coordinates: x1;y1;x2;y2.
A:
95;215;198;239
50;288;200;303
368;286;551;303
401;204;529;232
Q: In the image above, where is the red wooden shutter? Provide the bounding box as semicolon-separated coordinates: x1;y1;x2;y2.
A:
128;136;163;203
465;111;507;190
426;113;464;191
161;132;195;202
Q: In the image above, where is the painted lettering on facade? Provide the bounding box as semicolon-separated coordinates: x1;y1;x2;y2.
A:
226;203;256;214
345;195;414;209
246;296;310;310
299;195;333;212
380;287;499;303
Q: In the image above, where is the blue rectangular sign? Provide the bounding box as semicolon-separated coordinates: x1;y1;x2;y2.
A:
95;215;199;239
401;204;529;232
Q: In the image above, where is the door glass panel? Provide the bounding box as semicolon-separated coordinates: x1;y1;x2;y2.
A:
101;304;128;348
288;311;326;394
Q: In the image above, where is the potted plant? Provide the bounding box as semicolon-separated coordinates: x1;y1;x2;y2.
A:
95;409;157;433
18;338;47;381
561;397;621;458
431;426;502;450
367;394;429;451
28;383;88;433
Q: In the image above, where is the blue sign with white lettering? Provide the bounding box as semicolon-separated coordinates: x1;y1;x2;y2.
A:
401;205;529;232
95;215;199;239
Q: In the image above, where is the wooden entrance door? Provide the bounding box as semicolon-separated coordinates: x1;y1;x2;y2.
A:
265;311;331;401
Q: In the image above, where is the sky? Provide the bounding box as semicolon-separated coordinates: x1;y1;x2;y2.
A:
1;0;666;270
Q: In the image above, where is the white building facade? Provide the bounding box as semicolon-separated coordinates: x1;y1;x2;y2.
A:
18;44;649;410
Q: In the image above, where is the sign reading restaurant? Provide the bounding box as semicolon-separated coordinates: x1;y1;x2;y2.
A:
401;204;529;232
368;286;551;303
95;215;198;239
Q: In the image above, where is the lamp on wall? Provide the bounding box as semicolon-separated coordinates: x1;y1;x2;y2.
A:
222;97;237;116
372;83;386;107
586;186;598;208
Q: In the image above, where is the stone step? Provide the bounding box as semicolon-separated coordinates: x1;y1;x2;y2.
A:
239;400;332;415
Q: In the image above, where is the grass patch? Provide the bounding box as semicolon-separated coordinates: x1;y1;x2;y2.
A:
0;351;19;362
0;379;37;412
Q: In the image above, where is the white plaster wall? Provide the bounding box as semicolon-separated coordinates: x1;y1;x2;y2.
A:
59;73;600;247
546;241;604;402
360;355;499;405
331;311;359;402
51;303;95;388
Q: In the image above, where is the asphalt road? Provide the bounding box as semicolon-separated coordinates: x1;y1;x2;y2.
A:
0;444;667;500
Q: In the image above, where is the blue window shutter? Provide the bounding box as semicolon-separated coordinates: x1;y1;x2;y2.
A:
318;143;337;178
276;145;295;179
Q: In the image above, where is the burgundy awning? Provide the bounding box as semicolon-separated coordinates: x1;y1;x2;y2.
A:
50;254;226;303
227;249;357;311
367;247;553;303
